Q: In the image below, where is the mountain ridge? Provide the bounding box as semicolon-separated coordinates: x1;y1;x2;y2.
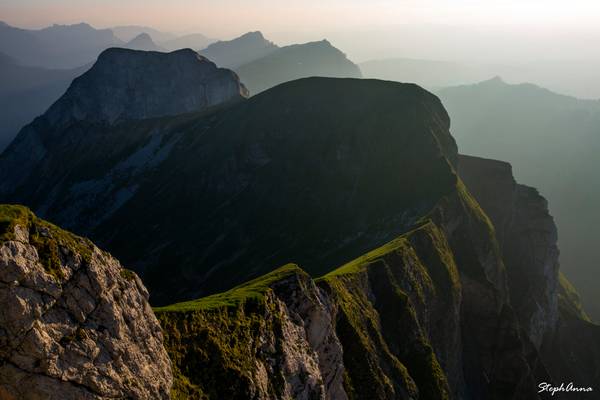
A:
199;30;279;69
235;39;363;94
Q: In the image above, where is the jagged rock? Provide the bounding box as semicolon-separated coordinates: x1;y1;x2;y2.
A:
0;205;172;399
155;265;347;400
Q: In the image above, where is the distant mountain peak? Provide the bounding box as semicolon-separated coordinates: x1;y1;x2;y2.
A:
200;31;278;68
131;32;152;41
125;32;164;51
43;47;248;126
240;31;265;39
482;76;506;85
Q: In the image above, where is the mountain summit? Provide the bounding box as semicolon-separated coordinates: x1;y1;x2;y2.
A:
200;31;279;68
44;47;248;126
0;47;248;197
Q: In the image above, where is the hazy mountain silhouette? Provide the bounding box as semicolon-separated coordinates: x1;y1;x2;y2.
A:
111;25;176;43
438;77;600;320
162;33;216;51
0;53;88;151
360;58;494;89
199;31;278;69
124;33;165;52
0;21;122;68
235;40;363;94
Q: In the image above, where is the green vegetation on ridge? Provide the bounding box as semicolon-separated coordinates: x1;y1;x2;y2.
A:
154;263;303;312
156;221;458;399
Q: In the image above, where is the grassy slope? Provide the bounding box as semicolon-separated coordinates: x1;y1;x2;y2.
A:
155;263;302;312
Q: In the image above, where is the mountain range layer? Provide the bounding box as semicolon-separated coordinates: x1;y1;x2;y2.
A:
0;26;362;150
0;42;597;399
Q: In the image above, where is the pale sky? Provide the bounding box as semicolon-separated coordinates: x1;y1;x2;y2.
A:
2;0;600;39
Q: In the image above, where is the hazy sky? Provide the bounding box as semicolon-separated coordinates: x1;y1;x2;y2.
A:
2;0;600;38
3;0;600;98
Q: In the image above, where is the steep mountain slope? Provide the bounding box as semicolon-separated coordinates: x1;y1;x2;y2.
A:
458;155;600;397
0;205;172;398
235;40;363;95
0;54;87;151
0;21;122;68
154;154;599;400
199;31;278;69
1;77;457;305
124;33;165;51
163;33;216;52
438;78;600;321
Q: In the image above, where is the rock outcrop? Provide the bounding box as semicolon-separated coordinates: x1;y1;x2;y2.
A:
0;205;172;399
156;264;346;400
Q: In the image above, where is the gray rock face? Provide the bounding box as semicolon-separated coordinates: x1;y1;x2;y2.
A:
270;271;347;400
0;206;172;399
156;266;346;400
45;47;248;126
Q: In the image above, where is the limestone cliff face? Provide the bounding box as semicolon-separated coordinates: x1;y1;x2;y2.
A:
459;155;559;350
0;205;172;399
459;154;600;398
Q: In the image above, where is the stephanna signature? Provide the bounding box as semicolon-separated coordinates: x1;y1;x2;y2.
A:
539;382;594;396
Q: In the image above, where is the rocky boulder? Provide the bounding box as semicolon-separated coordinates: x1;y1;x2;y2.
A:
0;205;172;399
